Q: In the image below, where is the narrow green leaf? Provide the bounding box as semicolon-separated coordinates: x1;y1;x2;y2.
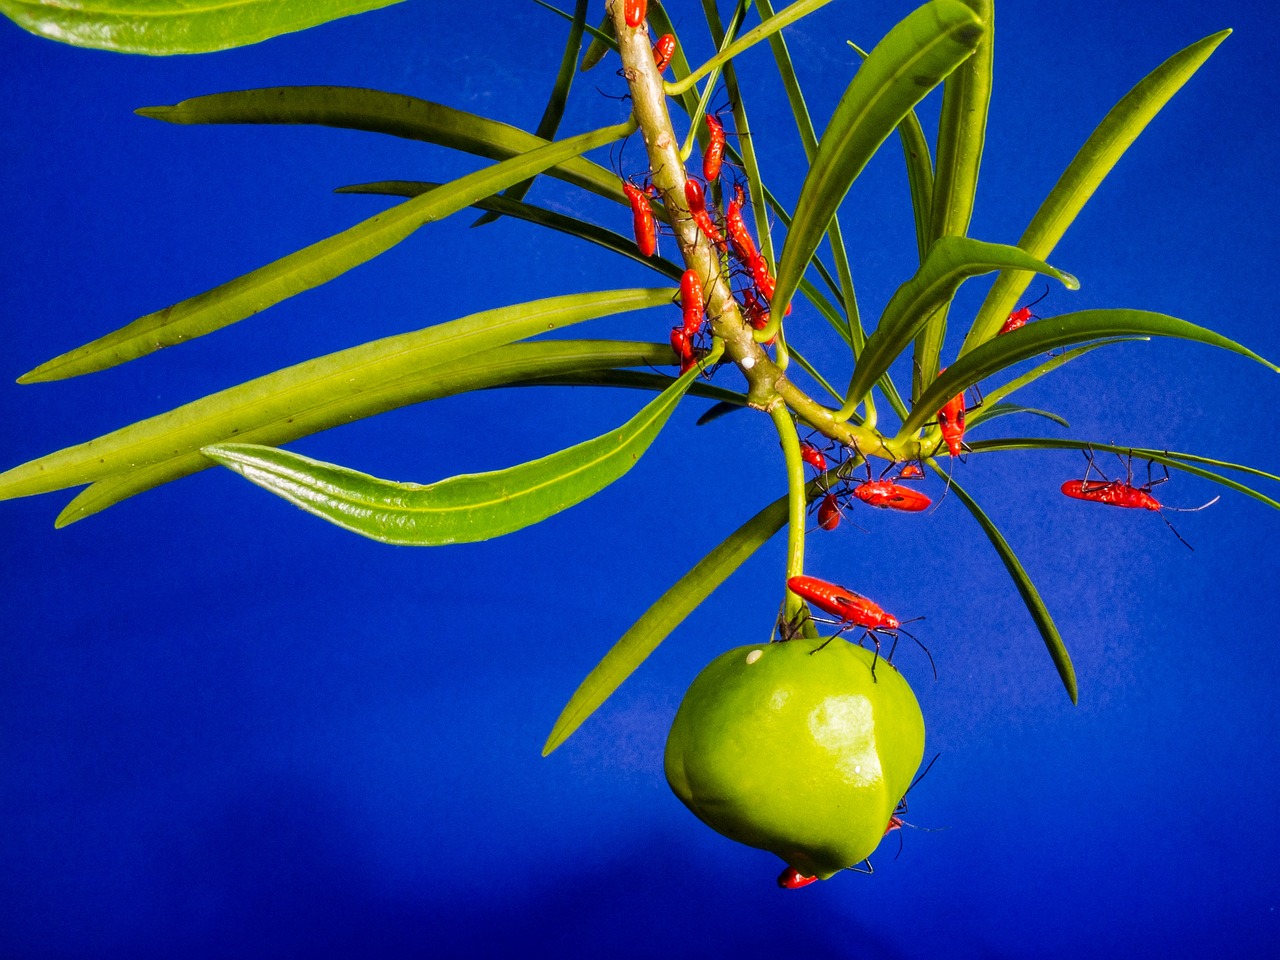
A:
576;3;616;70
201;353;717;545
0;290;672;505
913;0;993;394
904;310;1280;435
968;403;1069;430
474;0;588;226
543;492;790;755
962;30;1231;352
20;119;635;383
847;236;1077;407
943;471;1078;704
503;368;749;409
56;339;680;526
0;0;402;55
135;87;626;206
695;399;747;426
773;0;984;318
338;180;684;280
666;0;841;97
967;438;1280;512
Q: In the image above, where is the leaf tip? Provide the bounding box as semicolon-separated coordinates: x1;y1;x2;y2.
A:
1057;270;1081;292
133;106;171;120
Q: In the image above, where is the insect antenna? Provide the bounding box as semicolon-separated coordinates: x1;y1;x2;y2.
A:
1163;494;1221;513
893;621;936;680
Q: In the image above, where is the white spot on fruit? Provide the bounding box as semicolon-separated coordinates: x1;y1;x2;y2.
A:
745;649;764;665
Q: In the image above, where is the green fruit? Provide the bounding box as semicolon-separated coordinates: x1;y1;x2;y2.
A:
664;638;926;880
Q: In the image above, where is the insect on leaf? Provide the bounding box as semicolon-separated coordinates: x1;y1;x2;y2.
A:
200;349;721;546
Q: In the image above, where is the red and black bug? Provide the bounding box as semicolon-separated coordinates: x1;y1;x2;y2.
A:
934;369;981;459
624;0;647;29
785;575;934;679
651;33;676;73
622;179;657;258
1061;448;1219;550
680;268;705;340
703;111;727;182
683;177;727;252
999;284;1050;335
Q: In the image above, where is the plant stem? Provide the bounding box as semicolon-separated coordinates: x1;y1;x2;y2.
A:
769;402;808;622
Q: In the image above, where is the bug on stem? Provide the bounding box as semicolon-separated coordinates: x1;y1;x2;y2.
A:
651;33;676;73
683;178;727;252
679;268;704;341
623;0;646;29
703;112;726;182
621;179;657;258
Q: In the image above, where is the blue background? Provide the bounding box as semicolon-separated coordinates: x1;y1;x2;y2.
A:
2;1;1278;957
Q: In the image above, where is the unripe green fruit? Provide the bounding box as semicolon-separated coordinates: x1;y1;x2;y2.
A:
664;638;926;880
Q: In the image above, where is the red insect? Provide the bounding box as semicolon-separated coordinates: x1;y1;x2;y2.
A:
725;183;759;264
651;33;676;73
740;288;775;344
1061;449;1219;550
703;112;726;182
683;178;726;252
849;479;932;513
680;268;704;340
622;179;657;258
787;575;933;679
624;0;647;29
934;368;979;459
669;327;696;374
777;866;819;890
798;440;828;473
999;285;1050;335
816;491;845;531
896;462;924;480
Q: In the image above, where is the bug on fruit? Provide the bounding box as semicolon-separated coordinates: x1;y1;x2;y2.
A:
683;177;727;252
1061;448;1219;550
651;33;676;72
999;284;1050;335
785;575;934;679
624;0;646;29
777;866;819;889
622;179;657;258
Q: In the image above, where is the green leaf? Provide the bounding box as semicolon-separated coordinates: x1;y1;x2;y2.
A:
666;0;841;97
846;236;1077;407
0;290;673;506
473;0;588;226
967;438;1280;512
771;0;984;318
543;492;790;755
913;0;993;394
943;470;1078;703
903;310;1280;435
135;87;626;206
201;352;718;545
20;118;635;383
962;29;1231;352
968;403;1069;430
338;180;684;281
0;0;402;54
53;343;710;526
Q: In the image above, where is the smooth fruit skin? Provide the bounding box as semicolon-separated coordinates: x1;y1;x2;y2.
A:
665;639;925;880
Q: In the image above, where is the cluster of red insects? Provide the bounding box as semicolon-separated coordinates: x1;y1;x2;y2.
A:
617;1;1214;889
616;4;788;375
